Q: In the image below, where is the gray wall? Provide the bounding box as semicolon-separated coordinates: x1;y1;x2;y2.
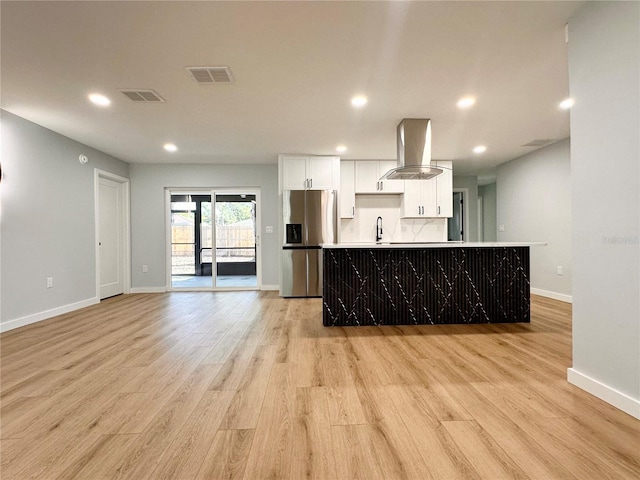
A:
497;139;571;298
129;164;279;289
452;175;479;242
478;182;497;242
568;2;639;412
1;111;129;327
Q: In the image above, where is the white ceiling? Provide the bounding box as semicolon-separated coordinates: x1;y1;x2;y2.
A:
1;1;583;180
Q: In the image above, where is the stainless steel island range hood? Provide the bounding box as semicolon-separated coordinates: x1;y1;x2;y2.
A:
381;118;444;180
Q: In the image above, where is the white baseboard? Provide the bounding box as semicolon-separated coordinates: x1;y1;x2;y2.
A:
129;287;167;294
531;287;572;303
261;284;279;291
567;368;640;419
0;297;99;333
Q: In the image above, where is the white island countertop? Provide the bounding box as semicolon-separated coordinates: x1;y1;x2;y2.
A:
323;242;547;249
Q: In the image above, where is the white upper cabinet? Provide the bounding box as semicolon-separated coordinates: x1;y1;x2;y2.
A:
340;161;356;218
308;156;338;190
280;155;308;190
401;161;453;218
354;160;404;194
279;155;339;190
435;161;453;217
401;179;437;218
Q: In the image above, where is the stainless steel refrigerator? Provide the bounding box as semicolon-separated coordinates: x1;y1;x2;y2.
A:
282;190;337;297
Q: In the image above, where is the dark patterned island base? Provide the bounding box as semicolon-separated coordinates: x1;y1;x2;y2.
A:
323;247;530;326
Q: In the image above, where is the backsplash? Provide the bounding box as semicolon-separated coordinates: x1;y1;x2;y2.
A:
339;194;447;243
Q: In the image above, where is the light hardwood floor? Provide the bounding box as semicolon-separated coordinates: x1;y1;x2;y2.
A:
1;292;639;479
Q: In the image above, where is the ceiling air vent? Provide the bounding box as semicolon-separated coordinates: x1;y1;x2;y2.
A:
521;139;557;147
186;66;234;84
119;89;165;102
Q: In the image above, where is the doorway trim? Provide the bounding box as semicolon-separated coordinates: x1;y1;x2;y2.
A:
452;188;470;242
477;196;484;242
94;169;131;299
165;187;262;291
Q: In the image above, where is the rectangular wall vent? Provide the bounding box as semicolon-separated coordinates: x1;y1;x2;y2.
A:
186;66;234;84
119;89;165;102
522;139;557;147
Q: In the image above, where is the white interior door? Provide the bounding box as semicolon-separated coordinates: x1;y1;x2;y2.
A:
99;177;123;298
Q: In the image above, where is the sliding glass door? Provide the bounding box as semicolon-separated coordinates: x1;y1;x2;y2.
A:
214;193;257;288
170;194;213;288
168;189;260;290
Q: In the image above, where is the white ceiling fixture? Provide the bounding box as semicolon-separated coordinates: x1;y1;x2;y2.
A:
336;145;347;153
186;66;234;84
473;145;487;154
164;143;178;152
119;89;165;102
88;93;111;107
457;96;476;109
559;98;575;109
351;95;367;108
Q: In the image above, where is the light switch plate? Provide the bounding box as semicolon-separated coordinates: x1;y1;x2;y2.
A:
265;226;274;234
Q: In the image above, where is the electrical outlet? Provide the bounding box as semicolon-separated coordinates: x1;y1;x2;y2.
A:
142;265;148;273
265;226;274;234
499;224;505;232
557;266;563;275
46;277;53;288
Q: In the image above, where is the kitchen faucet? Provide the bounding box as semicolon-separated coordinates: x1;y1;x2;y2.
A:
376;216;383;242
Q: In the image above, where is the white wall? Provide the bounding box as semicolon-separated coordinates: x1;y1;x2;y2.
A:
1;111;129;331
497;139;572;301
478;182;497;242
129;163;279;290
567;1;639;418
340;195;447;243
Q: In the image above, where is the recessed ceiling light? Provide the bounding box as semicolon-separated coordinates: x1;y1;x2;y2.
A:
473;145;487;154
559;98;575;109
164;143;178;152
336;145;347;153
88;93;111;107
351;95;368;108
457;96;476;109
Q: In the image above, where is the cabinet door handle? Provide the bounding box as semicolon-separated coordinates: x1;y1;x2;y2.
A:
380;181;383;190
421;206;424;215
352;206;355;216
418;206;421;215
376;181;379;191
437;205;440;215
310;178;313;189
